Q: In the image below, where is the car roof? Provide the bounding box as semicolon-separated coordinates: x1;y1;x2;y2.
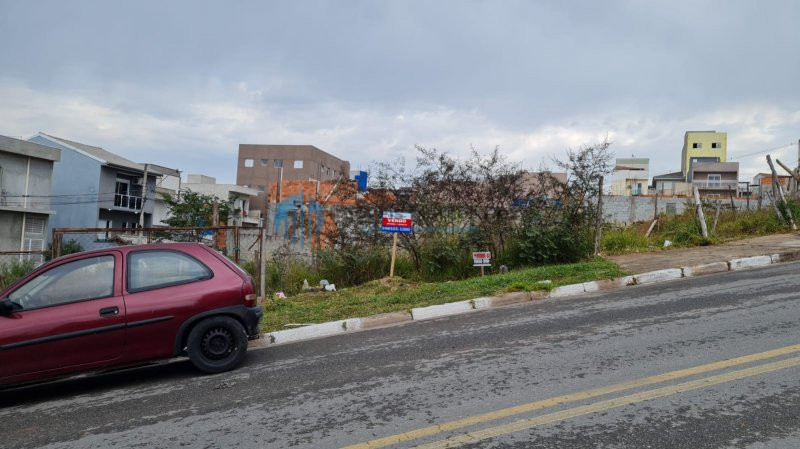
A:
52;242;211;262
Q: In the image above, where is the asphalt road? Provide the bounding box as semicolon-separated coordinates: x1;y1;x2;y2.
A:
3;262;800;448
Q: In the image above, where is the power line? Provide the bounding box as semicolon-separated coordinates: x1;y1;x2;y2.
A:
729;142;795;160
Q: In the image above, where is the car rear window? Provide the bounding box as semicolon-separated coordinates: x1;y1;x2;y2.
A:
127;250;212;292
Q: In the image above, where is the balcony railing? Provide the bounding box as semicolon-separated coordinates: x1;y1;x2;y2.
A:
691;180;738;190
114;194;143;210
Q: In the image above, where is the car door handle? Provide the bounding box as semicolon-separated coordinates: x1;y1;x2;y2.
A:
99;306;119;317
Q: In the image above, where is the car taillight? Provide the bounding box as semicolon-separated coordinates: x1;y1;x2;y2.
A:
242;279;257;307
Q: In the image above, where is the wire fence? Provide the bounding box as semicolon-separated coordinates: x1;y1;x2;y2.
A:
0;250;48;265
51;226;314;264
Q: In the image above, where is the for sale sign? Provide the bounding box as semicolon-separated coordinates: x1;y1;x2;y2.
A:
381;211;413;233
472;251;492;267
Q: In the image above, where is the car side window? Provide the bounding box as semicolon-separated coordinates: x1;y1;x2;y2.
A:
9;255;115;310
127;251;212;292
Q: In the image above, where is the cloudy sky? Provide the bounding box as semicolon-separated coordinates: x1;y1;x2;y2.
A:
1;0;798;183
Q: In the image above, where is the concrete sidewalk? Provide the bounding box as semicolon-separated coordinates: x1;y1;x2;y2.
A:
608;232;800;274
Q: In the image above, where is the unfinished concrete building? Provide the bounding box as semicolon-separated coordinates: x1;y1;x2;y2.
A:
236;144;350;213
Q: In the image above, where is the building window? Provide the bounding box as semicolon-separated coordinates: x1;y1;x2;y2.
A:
692;143;702;149
274;159;283;168
244;158;254;167
708;174;721;187
258;185;265;192
260;159;269;166
712;142;721;149
294;160;304;169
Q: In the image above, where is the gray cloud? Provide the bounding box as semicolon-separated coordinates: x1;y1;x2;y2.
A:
0;0;798;183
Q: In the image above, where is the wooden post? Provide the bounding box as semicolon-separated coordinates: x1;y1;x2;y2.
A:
51;228;58;259
480;266;485;277
711;202;721;234
212;203;219;226
234;226;241;262
776;158;800;184
758;183;763;210
746;183;750;210
769;192;783;221
389;232;398;277
767;155;797;231
259;225;267;304
653;193;658;219
693;186;708;238
53;228;61;259
728;188;736;215
593;176;604;256
645;219;658;238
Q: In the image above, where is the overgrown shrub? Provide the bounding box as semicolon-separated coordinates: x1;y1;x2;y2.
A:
507;208;593;266
0;259;36;291
417;236;473;282
602;227;649;254
238;259;258;278
60;239;84;256
716;209;782;237
264;250;319;296
317;246;395;286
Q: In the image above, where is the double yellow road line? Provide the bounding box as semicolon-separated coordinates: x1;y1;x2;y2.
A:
343;343;800;449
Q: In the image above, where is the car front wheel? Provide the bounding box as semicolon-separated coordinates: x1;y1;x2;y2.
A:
187;316;248;373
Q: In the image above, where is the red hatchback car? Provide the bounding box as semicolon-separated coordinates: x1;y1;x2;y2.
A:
0;243;262;387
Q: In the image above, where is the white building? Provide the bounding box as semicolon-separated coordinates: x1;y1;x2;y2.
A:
611;158;649;196
182;174;261;226
147;164;182;227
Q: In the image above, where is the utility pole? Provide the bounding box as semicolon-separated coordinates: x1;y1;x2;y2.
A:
138;163;149;241
593;176;604;256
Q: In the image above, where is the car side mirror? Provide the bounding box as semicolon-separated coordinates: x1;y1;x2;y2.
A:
0;298;19;314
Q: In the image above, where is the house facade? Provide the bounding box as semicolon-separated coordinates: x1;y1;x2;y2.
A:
688;161;740;197
28;133;159;248
611;158;649;196
681;131;728;179
0;135;61;263
651;171;690;196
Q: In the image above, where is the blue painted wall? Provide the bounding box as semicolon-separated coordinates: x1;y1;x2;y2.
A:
28;136;102;239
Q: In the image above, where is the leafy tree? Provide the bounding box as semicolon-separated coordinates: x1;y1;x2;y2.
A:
325;146;528;275
161;190;235;227
509;140;614;264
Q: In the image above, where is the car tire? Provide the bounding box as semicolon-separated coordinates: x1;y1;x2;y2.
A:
187;316;248;374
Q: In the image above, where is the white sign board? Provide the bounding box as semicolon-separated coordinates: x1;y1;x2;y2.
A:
472;251;492;267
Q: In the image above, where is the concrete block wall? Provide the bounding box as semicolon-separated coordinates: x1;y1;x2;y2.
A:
603;195;772;225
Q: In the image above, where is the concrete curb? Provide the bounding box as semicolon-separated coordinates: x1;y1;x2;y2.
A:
258;248;800;347
729;255;772;271
549;283;585;298
633;268;683;285
411;300;474;321
682;262;729;277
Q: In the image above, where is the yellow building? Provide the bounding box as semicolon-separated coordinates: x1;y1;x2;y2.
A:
681;131;728;179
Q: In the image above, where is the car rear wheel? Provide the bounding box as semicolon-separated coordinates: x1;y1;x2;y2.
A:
187;316;248;373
